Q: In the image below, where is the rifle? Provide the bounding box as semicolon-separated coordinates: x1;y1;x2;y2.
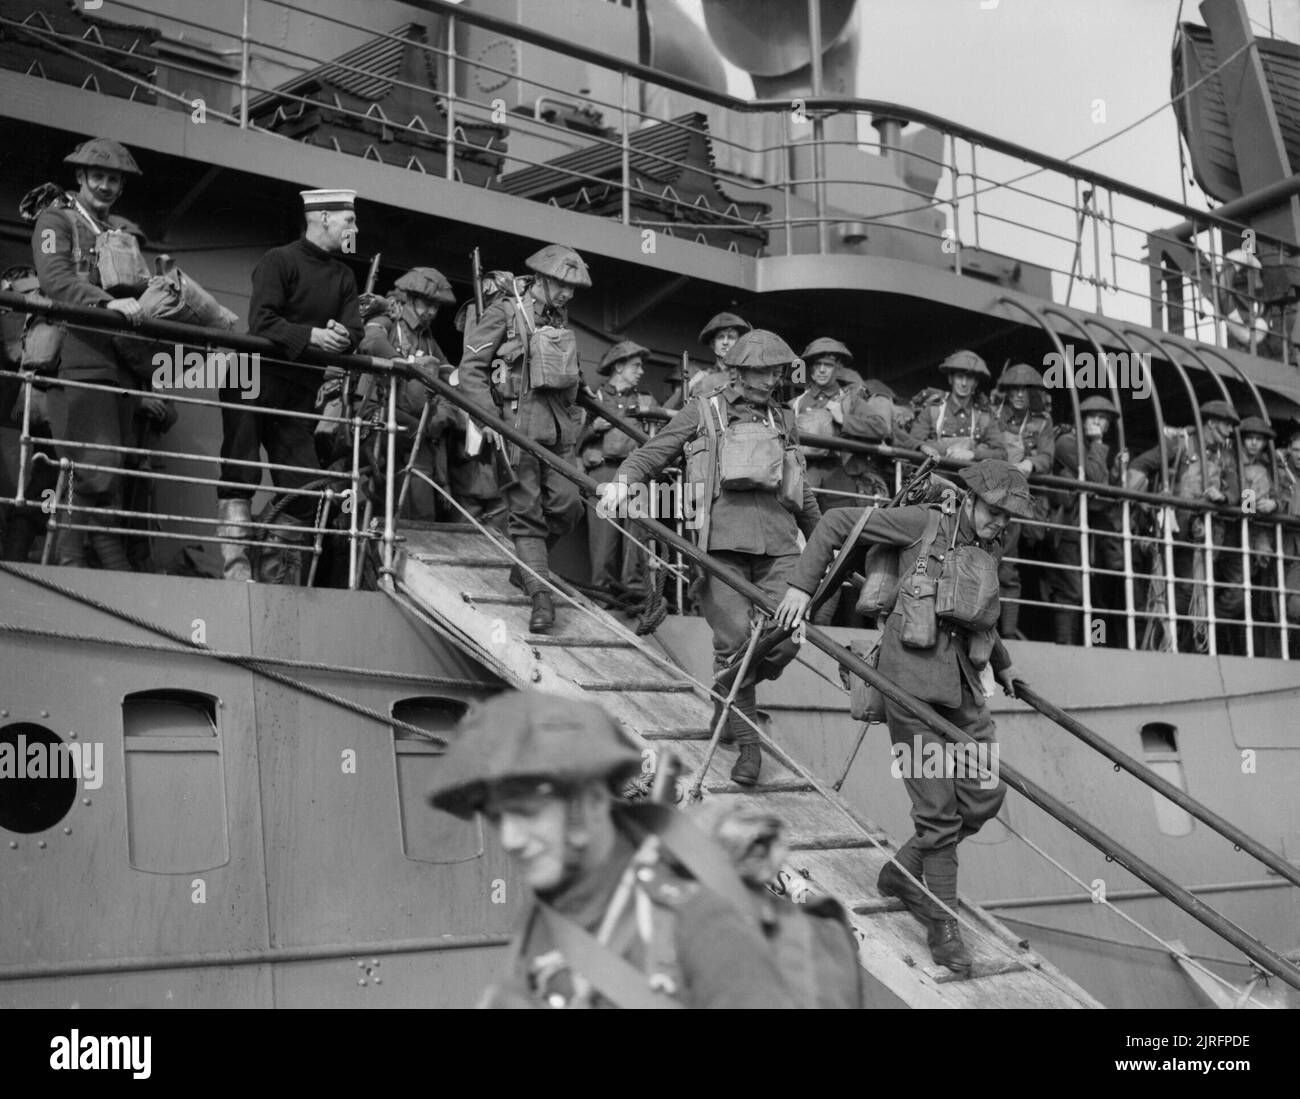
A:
469;246;518;491
712;455;939;697
364;252;382;296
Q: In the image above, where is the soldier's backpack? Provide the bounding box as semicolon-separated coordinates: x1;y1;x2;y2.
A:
840;385;894;441
509;280;580;392
793;392;835;459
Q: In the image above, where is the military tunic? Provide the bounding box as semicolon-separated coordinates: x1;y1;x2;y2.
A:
617;384;822;743
789;503;1010;852
457;282;583;590
898;392;1006;461
488;808;795;1009
581;380;660;598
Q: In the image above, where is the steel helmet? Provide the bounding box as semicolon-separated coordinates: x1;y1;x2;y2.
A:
957;459;1034;519
525;244;592;288
1200;399;1241;426
394;266;455;304
64;138;141;176
426;689;642;820
1078;395;1120;417
997;362;1045;389
1238;415;1274;438
939;349;990;379
698;312;751;346
598;339;649;376
801;337;854;364
724;329;797;370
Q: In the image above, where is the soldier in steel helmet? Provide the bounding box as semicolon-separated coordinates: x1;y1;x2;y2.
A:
1238;415;1282;653
1045;395;1125;646
1130;399;1243;652
1277;426;1300;642
664;312;748;411
980;363;1057;638
601;330;822;787
457;244;591;633
775;458;1031;976
25;138;172;571
897;349;1006;464
344;266;459;520
581;339;661;608
790;337;854;496
426;688;796;1008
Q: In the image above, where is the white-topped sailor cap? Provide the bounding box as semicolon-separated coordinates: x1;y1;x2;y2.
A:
300;188;357;211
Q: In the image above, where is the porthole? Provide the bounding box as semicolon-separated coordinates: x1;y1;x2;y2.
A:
0;722;78;834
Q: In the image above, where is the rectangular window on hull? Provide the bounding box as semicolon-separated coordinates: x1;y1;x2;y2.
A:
392;697;483;864
1140;722;1193;837
122;690;230;873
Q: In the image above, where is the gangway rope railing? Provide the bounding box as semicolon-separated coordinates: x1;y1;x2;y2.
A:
402;358;1300;992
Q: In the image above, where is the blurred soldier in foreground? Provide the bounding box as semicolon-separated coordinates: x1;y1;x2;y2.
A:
581;340;659;608
426;689;795;1008
458;244;590;633
664;312;748;411
219;188;364;583
981;363;1055;638
775;459;1029;976
602;330;821;786
694;800;865;1008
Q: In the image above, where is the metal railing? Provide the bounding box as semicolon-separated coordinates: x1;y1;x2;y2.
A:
5;0;1298;360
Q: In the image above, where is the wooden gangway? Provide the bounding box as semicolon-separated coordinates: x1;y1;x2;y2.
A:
393;522;1101;1009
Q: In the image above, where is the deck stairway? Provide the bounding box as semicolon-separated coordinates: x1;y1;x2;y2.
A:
393;521;1101;1009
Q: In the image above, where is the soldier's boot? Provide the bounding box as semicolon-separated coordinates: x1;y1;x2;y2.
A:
877;860;933;932
216;498;253;582
730;743;761;787
927;919;973;977
90;531;131;571
56;492;93;568
257;520;306;586
1053;609;1077;647
529;590;555;633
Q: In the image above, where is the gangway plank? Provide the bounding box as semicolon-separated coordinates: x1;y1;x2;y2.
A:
394;524;1101;1009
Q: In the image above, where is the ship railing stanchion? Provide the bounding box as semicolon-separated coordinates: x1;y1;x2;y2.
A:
1164;504;1178;652
1107;188;1119;295
1080;486;1094;648
782;112;794;256
948;133;962;276
1090;189;1104;315
445;14;456;182
40;458;72;567
348;396;362;590
970;143;981;251
15;368;34;506
1240;515;1254;658
1121;497;1137;651
383;370;399;576
1276;523;1290;660
239;0;250;130
620;70;631;227
1204;510;1218;655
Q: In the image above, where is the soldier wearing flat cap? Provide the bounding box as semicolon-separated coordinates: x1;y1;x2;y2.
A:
217;188;364;585
580;339;661;606
775;458;1030;977
1130;399;1243;652
426;688;796;1008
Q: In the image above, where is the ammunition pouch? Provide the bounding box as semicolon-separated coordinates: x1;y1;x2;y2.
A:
20;317;65;375
778;443;806;511
896;573;939;648
527;324;580;391
855;508;942;618
847;638;886;723
935;543;1001;631
795;404;834;459
718;420;784;492
95;228;150;295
